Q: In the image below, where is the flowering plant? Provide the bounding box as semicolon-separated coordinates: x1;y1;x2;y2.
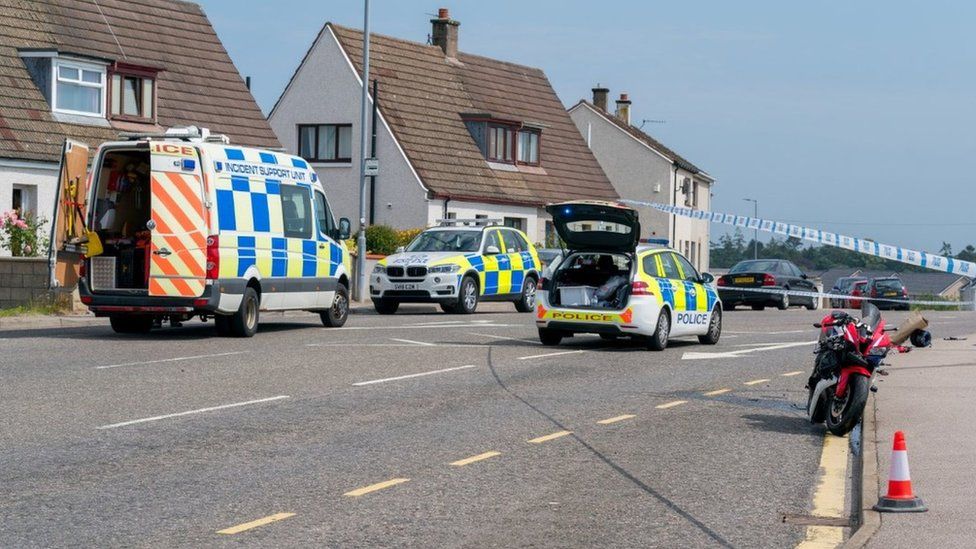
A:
0;210;48;257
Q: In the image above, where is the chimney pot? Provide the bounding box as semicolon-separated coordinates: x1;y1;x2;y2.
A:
615;93;632;125
592;85;610;112
431;7;460;58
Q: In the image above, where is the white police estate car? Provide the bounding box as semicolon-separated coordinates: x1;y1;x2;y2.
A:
536;201;722;350
371;219;541;314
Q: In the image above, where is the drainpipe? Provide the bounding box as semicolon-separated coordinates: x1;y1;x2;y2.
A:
671;166;678;248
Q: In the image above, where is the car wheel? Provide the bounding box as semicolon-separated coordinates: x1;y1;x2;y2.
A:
805;295;820;311
373;299;399;315
320;284;349;327
450;276;479;314
230;287;260;337
109;315;153;334
698;307;722;345
646;309;670;351
514;277;537;313
777;290;790;310
538;327;563;346
751;304;766;311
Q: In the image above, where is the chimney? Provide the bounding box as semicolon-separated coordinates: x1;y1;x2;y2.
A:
592;85;609;112
615;93;632;125
430;8;460;58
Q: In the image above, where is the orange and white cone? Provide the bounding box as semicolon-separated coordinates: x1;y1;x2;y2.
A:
873;430;927;512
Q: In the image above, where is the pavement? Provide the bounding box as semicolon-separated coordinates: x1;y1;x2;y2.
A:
1;304;973;548
865;324;976;549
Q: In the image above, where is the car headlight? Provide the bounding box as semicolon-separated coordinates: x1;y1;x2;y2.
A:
373;264;386;274
429;264;460;274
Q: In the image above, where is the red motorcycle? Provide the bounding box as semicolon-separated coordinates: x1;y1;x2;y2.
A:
807;303;893;436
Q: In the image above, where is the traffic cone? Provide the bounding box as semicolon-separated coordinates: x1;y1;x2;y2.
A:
873;430;927;513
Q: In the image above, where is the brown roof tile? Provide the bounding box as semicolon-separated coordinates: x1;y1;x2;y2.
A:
329;24;616;207
0;0;278;163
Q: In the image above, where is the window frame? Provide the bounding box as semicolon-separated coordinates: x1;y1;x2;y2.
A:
312;189;337;240
516;128;541;166
108;63;158;122
500;229;525;253
279;184;313;239
463;116;543;166
297;123;353;163
672;252;701;283
51;59;106;117
482;229;503;254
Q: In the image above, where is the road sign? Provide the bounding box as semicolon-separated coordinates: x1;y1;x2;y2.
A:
364;158;379;176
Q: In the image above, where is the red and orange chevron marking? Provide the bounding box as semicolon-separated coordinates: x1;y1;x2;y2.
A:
149;172;207;297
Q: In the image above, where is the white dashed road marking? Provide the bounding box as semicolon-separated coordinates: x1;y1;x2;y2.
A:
353;365;478;386
96;396;290;429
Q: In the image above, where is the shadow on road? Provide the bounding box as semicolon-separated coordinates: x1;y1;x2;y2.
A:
742;413;823;437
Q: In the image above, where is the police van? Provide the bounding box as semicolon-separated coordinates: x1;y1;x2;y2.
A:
536;201;722;350
49;126;352;337
371;219;541;314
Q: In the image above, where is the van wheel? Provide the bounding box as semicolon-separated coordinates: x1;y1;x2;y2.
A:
698;307;722;345
110;315;153;334
646;310;670;351
321;284;349;327
538;327;563;346
373;299;399;315
514;277;537;313
229;287;259;337
450;276;479;314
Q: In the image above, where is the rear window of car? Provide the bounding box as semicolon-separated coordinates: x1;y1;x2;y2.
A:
874;279;904;291
729;260;779;273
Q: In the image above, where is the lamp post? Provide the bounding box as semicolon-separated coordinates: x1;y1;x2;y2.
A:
742;198;758;259
355;0;372;302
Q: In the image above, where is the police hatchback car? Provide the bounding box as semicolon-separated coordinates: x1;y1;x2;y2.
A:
371;220;541;314
536;201;722;350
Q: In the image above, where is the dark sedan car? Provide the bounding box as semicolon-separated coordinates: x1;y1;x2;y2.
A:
868;277;910;310
718;259;820;310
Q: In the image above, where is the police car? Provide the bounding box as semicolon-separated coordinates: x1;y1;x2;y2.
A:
48;126;352;337
536;201;722;350
371;219;541;314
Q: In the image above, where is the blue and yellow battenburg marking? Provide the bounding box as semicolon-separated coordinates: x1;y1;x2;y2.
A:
459;250;538;295
212;147;346;280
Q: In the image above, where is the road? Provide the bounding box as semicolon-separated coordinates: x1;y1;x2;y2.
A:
2;305;973;548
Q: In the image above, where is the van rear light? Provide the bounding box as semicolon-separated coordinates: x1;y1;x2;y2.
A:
631;280;654;296
205;235;219;280
193;298;209;307
762;274;776;286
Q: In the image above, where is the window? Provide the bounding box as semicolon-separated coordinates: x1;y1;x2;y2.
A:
500;230;525;253
109;64;156;121
503;216;525;231
517;130;540;164
298;124;352;163
12;184;36;216
313;190;336;238
280;185;312;239
53;60;105;116
672;253;700;282
658;253;681;279
487;124;513;162
407;230;481;252
483;230;502;253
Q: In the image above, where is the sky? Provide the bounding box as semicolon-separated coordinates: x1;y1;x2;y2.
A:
198;0;975;253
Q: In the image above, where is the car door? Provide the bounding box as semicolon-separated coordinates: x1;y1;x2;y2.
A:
670;252;714;335
48;139;91;290
481;229;504;295
312;189;342;307
499;229;527;295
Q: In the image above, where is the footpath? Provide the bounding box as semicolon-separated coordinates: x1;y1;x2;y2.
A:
860;332;976;548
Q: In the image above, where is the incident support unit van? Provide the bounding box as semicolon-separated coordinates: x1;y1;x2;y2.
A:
49;127;352;337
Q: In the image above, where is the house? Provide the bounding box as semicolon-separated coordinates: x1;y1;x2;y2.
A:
568;89;715;270
268;8;617;245
0;0;279;254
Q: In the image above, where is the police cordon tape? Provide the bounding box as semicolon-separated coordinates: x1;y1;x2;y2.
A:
621;200;976;279
715;284;974;307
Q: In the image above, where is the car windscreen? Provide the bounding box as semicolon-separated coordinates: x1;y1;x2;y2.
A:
729;260;780;274
406;230;481;252
874;279;904;292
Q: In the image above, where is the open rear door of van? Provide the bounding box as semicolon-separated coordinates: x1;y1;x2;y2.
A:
147;142;207;297
48;139;90;289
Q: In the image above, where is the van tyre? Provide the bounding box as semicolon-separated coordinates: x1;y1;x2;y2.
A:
698;307;722;345
110;315;153;334
646;310;670;351
825;375;869;436
373;299;399;315
538;327;563;346
229;287;259;337
321;284;349;327
514;277;537;313
450;276;479;314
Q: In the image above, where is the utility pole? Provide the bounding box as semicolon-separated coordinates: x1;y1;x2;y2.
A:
355;0;371;302
743;198;758;259
368;79;378;224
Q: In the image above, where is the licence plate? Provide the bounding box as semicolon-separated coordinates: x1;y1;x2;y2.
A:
393;283;418;290
884;292;897;297
733;276;754;284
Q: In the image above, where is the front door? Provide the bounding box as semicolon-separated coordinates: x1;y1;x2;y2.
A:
147;142;207;297
48;139;90;289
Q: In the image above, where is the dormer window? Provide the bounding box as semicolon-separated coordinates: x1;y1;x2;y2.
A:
53;59;106;117
517;129;540;165
463;114;543;167
109;63;158;121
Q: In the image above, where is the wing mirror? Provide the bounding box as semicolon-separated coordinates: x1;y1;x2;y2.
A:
485;245;501;255
395;246;406;254
699;272;715;284
338;217;351;240
801;273;809;279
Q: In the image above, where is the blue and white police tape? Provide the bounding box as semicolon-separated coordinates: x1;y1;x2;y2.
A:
621;200;976;278
713;285;974;308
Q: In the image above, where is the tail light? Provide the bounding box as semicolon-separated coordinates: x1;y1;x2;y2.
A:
870;288;877;298
631;280;654;296
902;287;908;297
79;259;87;278
80;295;92;305
717;276;728;287
205;235;219;280
762;273;776;286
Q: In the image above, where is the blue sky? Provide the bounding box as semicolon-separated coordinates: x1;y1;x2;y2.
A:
199;0;975;252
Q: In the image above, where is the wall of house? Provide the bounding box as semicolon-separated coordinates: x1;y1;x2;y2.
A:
268;26;431;231
672;168;712;272
0;162;59;257
426;199;549;245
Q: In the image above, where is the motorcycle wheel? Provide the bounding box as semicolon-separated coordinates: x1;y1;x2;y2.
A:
825;375;869;436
